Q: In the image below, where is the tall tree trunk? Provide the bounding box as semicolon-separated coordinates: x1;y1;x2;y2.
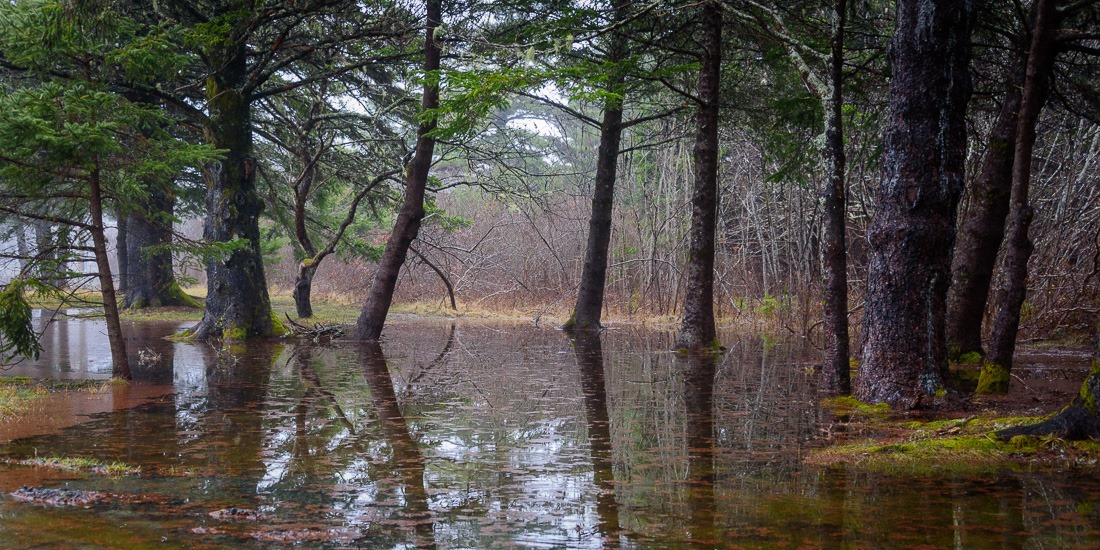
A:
564;0;627;332
89;163;131;380
676;0;722;351
353;0;441;341
978;0;1059;393
855;0;975;408
821;0;850;395
946;50;1028;360
187;42;276;340
124;187;196;309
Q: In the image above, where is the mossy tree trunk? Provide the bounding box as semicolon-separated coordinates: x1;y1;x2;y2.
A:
676;0;722;351
855;0;975;408
124;186;197;309
187;39;276;340
978;0;1059;394
353;0;441;341
996;330;1100;440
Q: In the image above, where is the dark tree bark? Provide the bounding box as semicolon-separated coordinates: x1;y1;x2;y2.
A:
89;163;131;380
124;186;197;309
186;38;276;340
979;0;1060;393
945;56;1027;360
353;0;441;341
821;0;850;395
564;0;627;332
855;0;975;408
676;0;722;351
571;331;621;538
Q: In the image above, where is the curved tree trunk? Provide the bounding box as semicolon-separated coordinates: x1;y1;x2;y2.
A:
293;262;318;319
676;0;722;351
945;57;1026;360
820;0;850;395
187;42;276;341
978;0;1059;393
564;0;627;333
855;0;975;408
353;0;441;341
124;186;196;309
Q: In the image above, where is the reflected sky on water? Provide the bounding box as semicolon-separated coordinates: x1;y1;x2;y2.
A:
0;316;1097;548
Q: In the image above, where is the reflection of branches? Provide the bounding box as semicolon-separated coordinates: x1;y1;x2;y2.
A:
403;322;457;396
290;345;357;435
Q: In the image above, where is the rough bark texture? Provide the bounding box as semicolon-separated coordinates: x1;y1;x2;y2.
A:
821;0;850;395
945;57;1026;359
353;0;441;341
293;263;318;318
89;165;131;380
564;0;627;332
979;0;1059;393
188;41;276;340
571;331;621;537
855;0;975;408
124;187;196;309
676;0;722;351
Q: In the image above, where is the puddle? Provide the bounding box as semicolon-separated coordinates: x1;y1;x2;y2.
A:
0;315;1097;548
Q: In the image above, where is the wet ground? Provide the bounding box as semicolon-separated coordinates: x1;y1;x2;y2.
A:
0;314;1098;548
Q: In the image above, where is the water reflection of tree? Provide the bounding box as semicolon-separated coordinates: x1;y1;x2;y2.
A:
681;352;718;545
357;342;435;548
571;330;622;542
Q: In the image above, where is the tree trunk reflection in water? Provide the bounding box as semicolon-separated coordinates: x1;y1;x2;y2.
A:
197;342;276;499
570;331;623;541
682;352;718;545
358;342;435;549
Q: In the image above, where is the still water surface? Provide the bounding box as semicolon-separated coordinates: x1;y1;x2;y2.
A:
0;315;1097;548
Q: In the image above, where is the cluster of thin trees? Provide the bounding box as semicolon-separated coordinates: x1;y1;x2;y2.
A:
0;0;1097;433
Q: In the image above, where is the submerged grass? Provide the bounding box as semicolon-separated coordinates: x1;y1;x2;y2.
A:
8;455;140;476
0;377;126;422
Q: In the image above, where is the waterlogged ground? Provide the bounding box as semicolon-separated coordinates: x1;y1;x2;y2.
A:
0;314;1098;548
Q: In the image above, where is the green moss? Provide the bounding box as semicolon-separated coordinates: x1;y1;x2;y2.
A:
957;351;982;365
222;324;248;341
976;361;1011;394
1080;363;1099;414
822;395;891;418
269;310;288;337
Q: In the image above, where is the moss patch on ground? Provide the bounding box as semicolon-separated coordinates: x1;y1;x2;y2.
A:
810;413;1100;473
